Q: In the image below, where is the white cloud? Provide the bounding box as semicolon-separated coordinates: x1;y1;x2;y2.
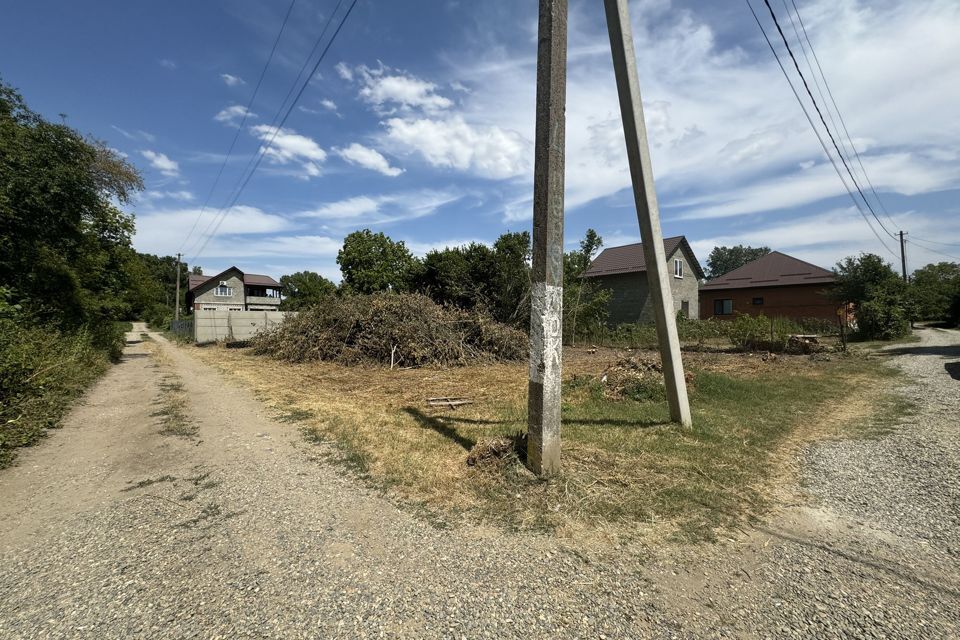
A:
111;126;155;143
336;143;403;177
220;73;246;87
250;125;327;179
132;205;293;257
383;116;529;180
159;59;177;70
321;99;337;112
301;190;461;226
140;190;195;203
139;150;180;177
215;105;257;126
335;61;353;81
353;64;453;113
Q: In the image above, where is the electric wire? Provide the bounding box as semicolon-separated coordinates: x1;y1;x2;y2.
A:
744;0;899;258
177;0;298;256
908;237;960;262
788;0;900;232
762;0;896;239
188;0;358;263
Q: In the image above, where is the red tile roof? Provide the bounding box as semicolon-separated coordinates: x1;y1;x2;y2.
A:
187;267;280;292
583;236;705;279
700;251;834;291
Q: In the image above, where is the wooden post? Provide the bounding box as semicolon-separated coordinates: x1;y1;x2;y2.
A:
899;231;908;281
604;0;691;426
527;0;568;476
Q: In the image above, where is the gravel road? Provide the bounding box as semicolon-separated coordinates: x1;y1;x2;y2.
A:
0;324;957;638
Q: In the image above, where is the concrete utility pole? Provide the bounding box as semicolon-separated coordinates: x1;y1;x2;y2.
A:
527;0;568;477
604;0;692;426
899;231;908;281
174;253;182;321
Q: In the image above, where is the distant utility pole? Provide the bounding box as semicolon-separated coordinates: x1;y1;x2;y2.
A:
899;231;908;281
527;0;567;477
174;253;182;321
604;0;691;426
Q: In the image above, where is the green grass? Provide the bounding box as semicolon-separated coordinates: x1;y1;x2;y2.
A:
151;374;197;438
456;355;900;542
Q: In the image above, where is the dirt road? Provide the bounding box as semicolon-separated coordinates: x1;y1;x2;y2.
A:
0;324;957;638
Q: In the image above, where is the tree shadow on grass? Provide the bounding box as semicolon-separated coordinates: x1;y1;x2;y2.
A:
402;407;476;451
418;413;669;430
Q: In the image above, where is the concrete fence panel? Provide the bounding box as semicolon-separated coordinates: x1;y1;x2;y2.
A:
192;310;295;344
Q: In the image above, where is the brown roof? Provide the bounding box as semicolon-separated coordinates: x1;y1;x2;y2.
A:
583;236;705;279
187;267;280;292
700;251;834;291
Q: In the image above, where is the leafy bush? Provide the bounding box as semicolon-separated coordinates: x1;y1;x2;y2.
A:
252;293;527;367
854;295;910;340
0;318;118;466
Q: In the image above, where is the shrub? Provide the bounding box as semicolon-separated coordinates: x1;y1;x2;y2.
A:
252;293;527;367
726;314;790;352
0;319;115;466
854;297;910;340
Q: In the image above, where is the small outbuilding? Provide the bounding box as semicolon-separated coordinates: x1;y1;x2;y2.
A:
583;236;705;325
699;251;840;321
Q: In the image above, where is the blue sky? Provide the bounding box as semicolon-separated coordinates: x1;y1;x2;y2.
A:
3;0;959;281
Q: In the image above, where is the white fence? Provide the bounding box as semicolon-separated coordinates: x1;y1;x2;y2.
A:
190;310;294;344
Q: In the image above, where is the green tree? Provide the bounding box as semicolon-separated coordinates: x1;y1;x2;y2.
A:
279;271;337;310
0;80;142;332
909;261;960;321
706;245;771;278
832;253;909;339
337;230;419;294
563;229;610;344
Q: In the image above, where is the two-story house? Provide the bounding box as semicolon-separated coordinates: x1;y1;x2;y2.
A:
187;266;282;312
582;236;705;325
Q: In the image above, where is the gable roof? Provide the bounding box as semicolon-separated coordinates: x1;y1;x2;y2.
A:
583;236;705;280
188;266;280;292
700;251;835;291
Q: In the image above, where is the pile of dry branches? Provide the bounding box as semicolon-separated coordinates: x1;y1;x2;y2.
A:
251;293;527;367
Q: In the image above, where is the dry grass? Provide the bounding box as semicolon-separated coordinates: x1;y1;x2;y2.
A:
188;342;898;544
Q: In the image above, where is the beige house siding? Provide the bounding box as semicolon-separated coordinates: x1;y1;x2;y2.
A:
193;270;246;310
591;245;701;325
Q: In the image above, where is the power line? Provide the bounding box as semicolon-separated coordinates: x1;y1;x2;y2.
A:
908;237;960;262
787;0;900;232
177;0;298;256
743;0;899;258
762;0;896;240
909;235;960;249
188;0;358;262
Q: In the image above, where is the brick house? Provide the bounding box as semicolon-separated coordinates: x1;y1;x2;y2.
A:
187;266;282;313
583;236;705;325
699;251;840;321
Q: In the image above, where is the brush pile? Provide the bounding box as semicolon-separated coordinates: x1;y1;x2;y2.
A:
251;293;527;367
599;354;695;401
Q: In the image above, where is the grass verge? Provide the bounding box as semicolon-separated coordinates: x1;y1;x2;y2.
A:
189;344;900;544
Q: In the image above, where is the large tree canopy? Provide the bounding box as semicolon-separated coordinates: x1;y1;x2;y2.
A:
0;80;143;329
706;245;771;278
279;271;337;310
337;229;418;294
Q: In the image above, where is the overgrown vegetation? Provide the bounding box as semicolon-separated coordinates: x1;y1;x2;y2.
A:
252;293;528;367
832;253;911;340
194;341;899;543
0;80;142;464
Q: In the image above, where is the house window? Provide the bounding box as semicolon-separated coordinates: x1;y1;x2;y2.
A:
214;281;234;297
752;297;764;305
674;258;683;278
714;299;733;315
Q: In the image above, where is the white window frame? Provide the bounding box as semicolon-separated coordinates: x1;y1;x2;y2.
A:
674;258;683;278
214;280;234;297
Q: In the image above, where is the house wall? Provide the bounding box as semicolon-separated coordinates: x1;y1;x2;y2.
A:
193;310;295;344
192;271;245;310
591;248;700;326
699;283;839;321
